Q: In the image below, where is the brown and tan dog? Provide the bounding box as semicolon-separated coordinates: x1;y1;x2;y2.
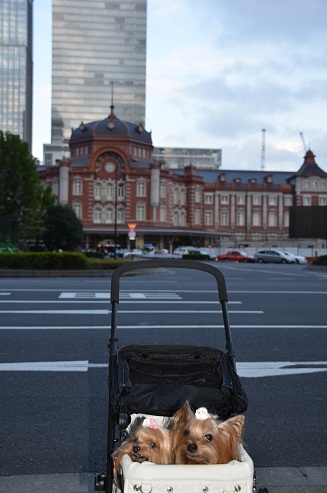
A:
171;401;245;465
112;416;173;485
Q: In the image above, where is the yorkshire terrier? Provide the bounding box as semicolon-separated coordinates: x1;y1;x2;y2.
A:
112;415;173;485
172;401;245;465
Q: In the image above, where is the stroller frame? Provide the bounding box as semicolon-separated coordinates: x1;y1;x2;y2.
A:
94;259;251;493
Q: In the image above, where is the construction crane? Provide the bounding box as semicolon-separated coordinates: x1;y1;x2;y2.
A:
261;129;266;170
299;132;307;154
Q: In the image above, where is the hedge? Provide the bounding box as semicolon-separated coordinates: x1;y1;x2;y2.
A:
0;252;89;270
0;252;128;270
312;254;327;266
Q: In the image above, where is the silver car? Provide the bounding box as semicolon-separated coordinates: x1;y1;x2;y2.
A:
254;249;296;264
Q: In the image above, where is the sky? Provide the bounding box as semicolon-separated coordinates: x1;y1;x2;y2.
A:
33;0;327;171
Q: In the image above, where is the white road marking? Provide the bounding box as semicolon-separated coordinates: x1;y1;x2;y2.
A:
237;361;327;377
0;309;258;314
1;361;326;378
1;289;327;294
0;361;89;372
0;300;242;304
59;292;182;299
0;310;108;314
0;324;326;330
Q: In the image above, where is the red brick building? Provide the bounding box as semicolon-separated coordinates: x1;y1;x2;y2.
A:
38;109;327;251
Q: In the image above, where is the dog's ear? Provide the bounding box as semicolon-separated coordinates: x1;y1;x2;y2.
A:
169;401;194;430
128;415;146;435
218;415;245;437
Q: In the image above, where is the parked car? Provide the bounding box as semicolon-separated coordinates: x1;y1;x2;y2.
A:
216;250;254;263
123;249;143;258
183;250;212;260
173;246;197;255
254;249;296;264
283;252;307;264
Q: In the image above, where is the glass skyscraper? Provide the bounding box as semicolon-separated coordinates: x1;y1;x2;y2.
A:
0;0;33;151
44;0;147;165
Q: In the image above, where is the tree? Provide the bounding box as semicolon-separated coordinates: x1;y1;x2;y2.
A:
19;185;56;246
0;131;54;242
43;204;84;251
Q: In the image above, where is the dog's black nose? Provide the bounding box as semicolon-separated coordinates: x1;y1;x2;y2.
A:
133;445;140;453
187;443;197;453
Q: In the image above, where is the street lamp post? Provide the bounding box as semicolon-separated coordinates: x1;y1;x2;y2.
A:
114;162;118;260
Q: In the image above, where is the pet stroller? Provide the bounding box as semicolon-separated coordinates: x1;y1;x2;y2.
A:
95;259;255;493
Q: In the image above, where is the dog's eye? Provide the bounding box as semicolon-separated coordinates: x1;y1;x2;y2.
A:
204;434;213;441
184;429;190;436
150;442;155;448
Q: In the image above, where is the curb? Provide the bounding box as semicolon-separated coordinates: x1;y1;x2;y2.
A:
305;264;327;271
0;467;326;493
0;269;115;278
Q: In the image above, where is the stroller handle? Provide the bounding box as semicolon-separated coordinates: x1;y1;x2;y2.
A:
111;259;228;303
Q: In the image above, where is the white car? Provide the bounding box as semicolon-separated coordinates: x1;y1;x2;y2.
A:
283;252;307;264
123;249;143;258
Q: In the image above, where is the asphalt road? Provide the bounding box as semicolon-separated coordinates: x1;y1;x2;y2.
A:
0;262;326;486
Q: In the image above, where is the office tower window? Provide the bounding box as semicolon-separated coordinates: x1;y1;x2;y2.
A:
0;0;33;150
47;0;147;163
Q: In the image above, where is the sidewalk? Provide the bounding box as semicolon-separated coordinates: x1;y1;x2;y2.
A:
0;467;326;493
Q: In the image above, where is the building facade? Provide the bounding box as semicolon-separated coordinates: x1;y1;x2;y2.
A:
43;0;147;165
38;111;327;252
153;147;222;170
0;0;33;150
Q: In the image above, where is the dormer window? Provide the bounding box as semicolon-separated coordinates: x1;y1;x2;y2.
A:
219;173;226;183
234;178;241;183
249;178;257;184
265;174;273;184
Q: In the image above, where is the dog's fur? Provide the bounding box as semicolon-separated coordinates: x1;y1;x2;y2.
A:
172;401;245;465
112;402;245;484
112;416;173;485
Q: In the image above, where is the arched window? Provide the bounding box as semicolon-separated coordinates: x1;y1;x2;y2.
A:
52;179;59;196
221;211;229;225
93;206;102;223
94;182;101;200
117;206;125;223
104;206;114;223
73;178;82;195
236;211;245;226
180;188;186;205
160;182;166;198
172;210;179;226
118;182;125;200
136;202;146;220
136;180;146;197
252;211;261;226
268;211;277;227
204;211;212;225
73;202;82;219
173;187;179;205
194;209;201;225
106;182;114;201
160;205;166;222
180;210;186;226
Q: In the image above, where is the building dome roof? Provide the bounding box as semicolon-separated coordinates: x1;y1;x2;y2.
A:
294;149;327;178
70;106;152;145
